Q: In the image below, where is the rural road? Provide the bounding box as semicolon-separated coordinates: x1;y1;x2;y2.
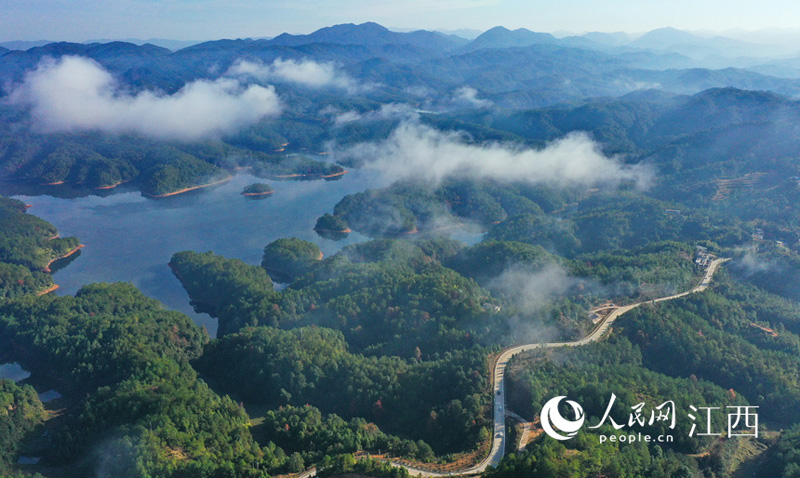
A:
308;257;729;477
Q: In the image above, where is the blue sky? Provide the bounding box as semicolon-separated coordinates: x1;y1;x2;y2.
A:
3;0;800;41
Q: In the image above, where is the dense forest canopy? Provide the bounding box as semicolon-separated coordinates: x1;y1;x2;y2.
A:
0;195;80;298
2;21;800;478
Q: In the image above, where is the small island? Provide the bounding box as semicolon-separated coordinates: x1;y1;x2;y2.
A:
314;213;351;233
241;183;275;197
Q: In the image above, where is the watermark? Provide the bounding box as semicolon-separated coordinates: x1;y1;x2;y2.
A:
540;396;585;440
540;393;758;443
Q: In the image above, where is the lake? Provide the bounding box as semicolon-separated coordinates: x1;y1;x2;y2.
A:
2;169;483;336
0;362;31;382
3;170;383;336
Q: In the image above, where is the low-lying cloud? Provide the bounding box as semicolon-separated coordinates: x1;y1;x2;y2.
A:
328;103;417;126
488;264;575;311
453;86;492;108
9;56;281;141
228;58;366;93
487;263;588;344
341;122;652;188
733;251;778;277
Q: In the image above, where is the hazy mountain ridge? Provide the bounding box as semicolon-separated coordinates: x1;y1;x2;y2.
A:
2;22;800;109
457;26;559;52
265;21;467;52
460;86;800;150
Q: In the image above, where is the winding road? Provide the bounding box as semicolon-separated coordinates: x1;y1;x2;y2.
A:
304;257;729;478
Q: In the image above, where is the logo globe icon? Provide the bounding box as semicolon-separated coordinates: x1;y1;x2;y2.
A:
540;396;585;440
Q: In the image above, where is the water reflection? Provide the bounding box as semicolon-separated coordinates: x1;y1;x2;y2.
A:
38;390;62;403
0;362;31;382
2;170;484;337
2;171;383;337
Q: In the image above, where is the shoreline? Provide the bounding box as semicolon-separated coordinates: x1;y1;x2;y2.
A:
36;284;60;296
42;244;85;273
242;190;275;197
267;170;349;180
313;227;352;234
95;179;131;190
145;175;233;198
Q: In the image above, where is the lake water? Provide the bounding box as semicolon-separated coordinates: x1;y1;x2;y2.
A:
0;362;31;382
2;169;483;337
3;171;383;336
38;390;62;403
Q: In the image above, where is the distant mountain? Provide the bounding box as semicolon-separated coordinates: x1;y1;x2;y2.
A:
558;36;602;50
85;41;172;58
581;32;631;46
85;38;204;51
2;24;799;111
621;67;800;97
15;41;172;62
265;22;466;53
390;27;477;42
344;57;448;91
174;40;439;70
719;28;800;56
631;27;698;50
13;41;93;58
618;88;681;105
143;39;205;51
435;28;483;40
747;56;800;78
0;41;183;91
176;38;257;54
0;40;53;51
650;87;795;138
460;26;558;52
630;27;770;60
455;86;800;161
614;50;695;70
420;43;626;90
0;47;7;56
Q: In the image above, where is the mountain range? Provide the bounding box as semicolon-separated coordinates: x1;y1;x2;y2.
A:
2;22;800;110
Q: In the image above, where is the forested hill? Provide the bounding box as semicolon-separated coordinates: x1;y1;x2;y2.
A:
321;87;800;258
2;20;800;478
0;195;81;298
1;23;798;100
2;21;800;198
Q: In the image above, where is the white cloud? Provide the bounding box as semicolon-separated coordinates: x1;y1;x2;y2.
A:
611;79;663;91
734;251;778;276
404;86;432;98
454;86;492;108
488;264;573;311
341;121;652;188
228;58;367;93
332;110;365;125
328;103;417;126
487;263;584;344
9;56;281;141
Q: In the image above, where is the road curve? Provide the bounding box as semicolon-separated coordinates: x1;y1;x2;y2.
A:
307;258;729;478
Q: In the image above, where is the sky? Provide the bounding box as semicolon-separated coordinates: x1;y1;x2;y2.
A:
3;0;800;42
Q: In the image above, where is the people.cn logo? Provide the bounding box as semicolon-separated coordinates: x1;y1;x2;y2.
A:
540;396;585;440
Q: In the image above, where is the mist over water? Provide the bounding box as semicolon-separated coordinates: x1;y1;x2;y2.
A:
2;171;389;336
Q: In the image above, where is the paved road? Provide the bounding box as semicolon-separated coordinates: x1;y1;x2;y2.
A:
305;258;729;478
